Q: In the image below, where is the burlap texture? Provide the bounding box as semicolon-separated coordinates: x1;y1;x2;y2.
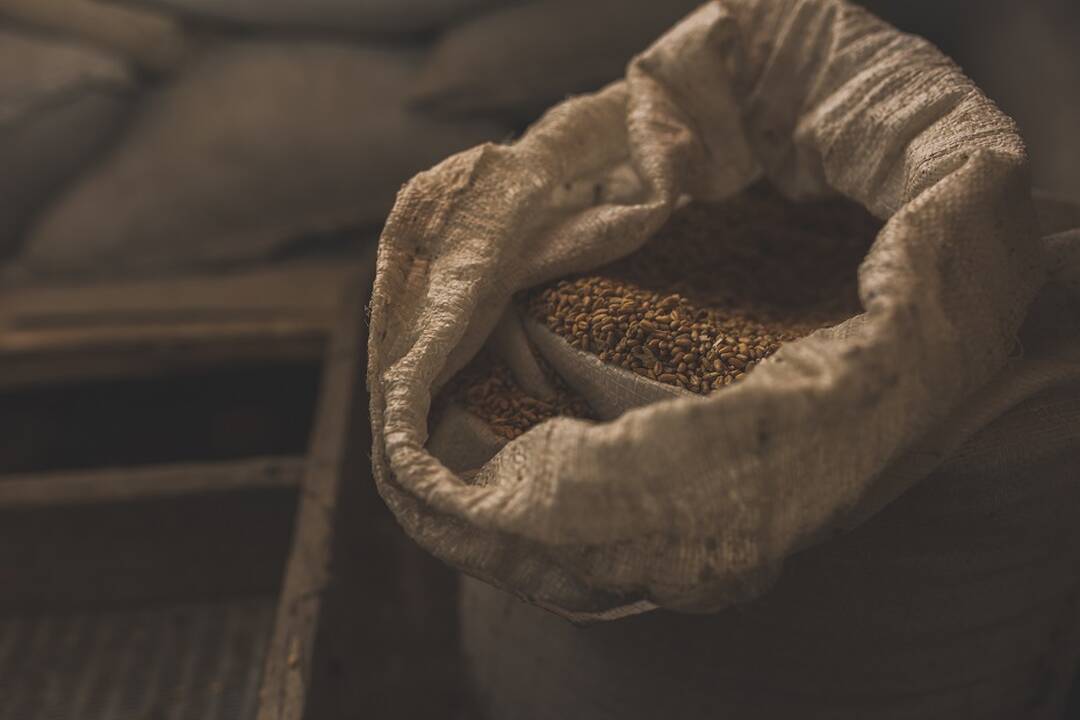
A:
461;408;1080;718
368;0;1060;618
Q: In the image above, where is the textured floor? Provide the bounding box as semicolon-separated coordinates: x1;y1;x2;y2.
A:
0;596;277;720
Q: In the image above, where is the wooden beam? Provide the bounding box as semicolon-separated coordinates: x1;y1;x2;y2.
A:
257;253;376;720
0;260;354;337
0;259;359;389
0;328;326;391
0;455;306;509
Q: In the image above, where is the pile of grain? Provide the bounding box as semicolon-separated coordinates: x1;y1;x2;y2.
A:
526;186;879;394
440;353;592;440
440;186;879;437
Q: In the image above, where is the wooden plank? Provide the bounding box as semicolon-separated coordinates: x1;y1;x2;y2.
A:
0;259;359;388
0;455;306;509
257;253;375;720
0;268;353;389
0;317;329;353
0;327;325;390
0;259;355;336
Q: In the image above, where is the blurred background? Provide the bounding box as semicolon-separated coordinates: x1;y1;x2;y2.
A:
0;1;1077;718
0;0;1077;282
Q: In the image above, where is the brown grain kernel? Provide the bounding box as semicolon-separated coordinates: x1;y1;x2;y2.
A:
439;353;593;440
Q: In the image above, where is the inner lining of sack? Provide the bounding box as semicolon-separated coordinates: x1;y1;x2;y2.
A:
0;362;322;475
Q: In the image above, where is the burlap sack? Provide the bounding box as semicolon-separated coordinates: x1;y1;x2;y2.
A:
456;217;1080;718
0;29;133;262
106;0;502;34
0;0;187;73
368;0;1068;621
408;0;703;121
15;43;506;278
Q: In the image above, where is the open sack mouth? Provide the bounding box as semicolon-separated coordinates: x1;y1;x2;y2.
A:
437;182;881;442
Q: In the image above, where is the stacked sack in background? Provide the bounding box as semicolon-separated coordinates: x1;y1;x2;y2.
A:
0;0;702;280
